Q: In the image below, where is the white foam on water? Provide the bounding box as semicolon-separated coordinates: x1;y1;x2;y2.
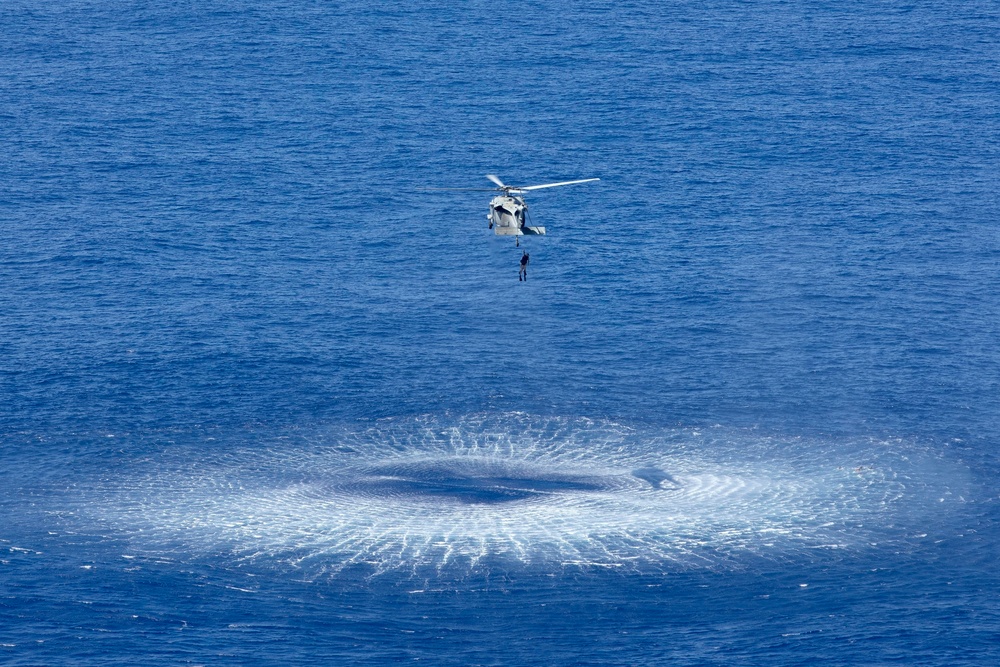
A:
88;414;966;577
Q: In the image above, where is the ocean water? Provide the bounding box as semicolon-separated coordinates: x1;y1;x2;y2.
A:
2;1;999;664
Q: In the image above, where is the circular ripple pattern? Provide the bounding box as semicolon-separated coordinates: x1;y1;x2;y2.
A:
91;414;966;577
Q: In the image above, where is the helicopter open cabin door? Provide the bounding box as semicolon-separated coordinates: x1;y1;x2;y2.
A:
488;195;545;236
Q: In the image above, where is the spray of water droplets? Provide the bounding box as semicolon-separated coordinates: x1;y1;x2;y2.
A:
89;414;963;577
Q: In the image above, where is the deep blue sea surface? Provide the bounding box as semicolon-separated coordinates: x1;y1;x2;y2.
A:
2;1;999;664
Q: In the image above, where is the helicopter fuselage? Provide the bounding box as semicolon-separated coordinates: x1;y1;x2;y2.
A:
488;195;545;236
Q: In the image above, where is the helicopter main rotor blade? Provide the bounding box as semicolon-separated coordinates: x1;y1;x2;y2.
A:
423;187;498;191
518;178;600;191
485;174;506;188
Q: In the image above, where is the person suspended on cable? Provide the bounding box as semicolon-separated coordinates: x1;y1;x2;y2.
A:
519;251;530;281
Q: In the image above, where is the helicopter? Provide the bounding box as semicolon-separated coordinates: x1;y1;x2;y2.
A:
483;174;599;237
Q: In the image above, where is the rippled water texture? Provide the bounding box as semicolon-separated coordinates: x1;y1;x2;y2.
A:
82;415;966;578
2;0;999;664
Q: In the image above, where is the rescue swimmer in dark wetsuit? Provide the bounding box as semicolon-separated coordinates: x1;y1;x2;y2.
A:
519;251;529;281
